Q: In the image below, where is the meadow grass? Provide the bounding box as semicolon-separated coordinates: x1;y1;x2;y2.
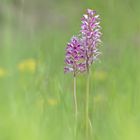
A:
0;0;140;140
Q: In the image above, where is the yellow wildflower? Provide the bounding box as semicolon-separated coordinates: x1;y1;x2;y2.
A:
18;59;36;73
93;70;107;81
47;98;59;106
0;68;7;77
94;94;106;103
94;94;107;111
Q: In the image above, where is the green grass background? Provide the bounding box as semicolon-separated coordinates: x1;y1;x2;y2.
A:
0;0;140;140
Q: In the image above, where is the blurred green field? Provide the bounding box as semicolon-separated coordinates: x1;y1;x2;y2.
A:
0;0;140;140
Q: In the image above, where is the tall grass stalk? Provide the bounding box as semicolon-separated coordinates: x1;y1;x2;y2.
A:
73;76;78;120
85;70;90;139
73;76;78;137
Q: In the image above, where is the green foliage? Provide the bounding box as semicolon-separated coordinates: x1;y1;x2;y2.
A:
0;0;140;140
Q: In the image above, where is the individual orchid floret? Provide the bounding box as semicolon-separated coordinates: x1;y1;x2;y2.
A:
64;36;86;76
81;9;102;71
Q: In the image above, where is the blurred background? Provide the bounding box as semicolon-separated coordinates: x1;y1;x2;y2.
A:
0;0;140;140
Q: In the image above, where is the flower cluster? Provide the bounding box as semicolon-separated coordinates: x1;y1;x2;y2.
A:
64;9;102;75
64;36;86;76
81;9;102;70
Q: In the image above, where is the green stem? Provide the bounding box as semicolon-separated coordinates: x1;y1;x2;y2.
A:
85;71;90;139
73;76;78;121
73;76;78;138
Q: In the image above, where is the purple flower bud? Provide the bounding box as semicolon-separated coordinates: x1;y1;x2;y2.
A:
64;36;86;76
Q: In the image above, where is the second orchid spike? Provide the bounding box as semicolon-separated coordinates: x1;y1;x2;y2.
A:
81;9;102;71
